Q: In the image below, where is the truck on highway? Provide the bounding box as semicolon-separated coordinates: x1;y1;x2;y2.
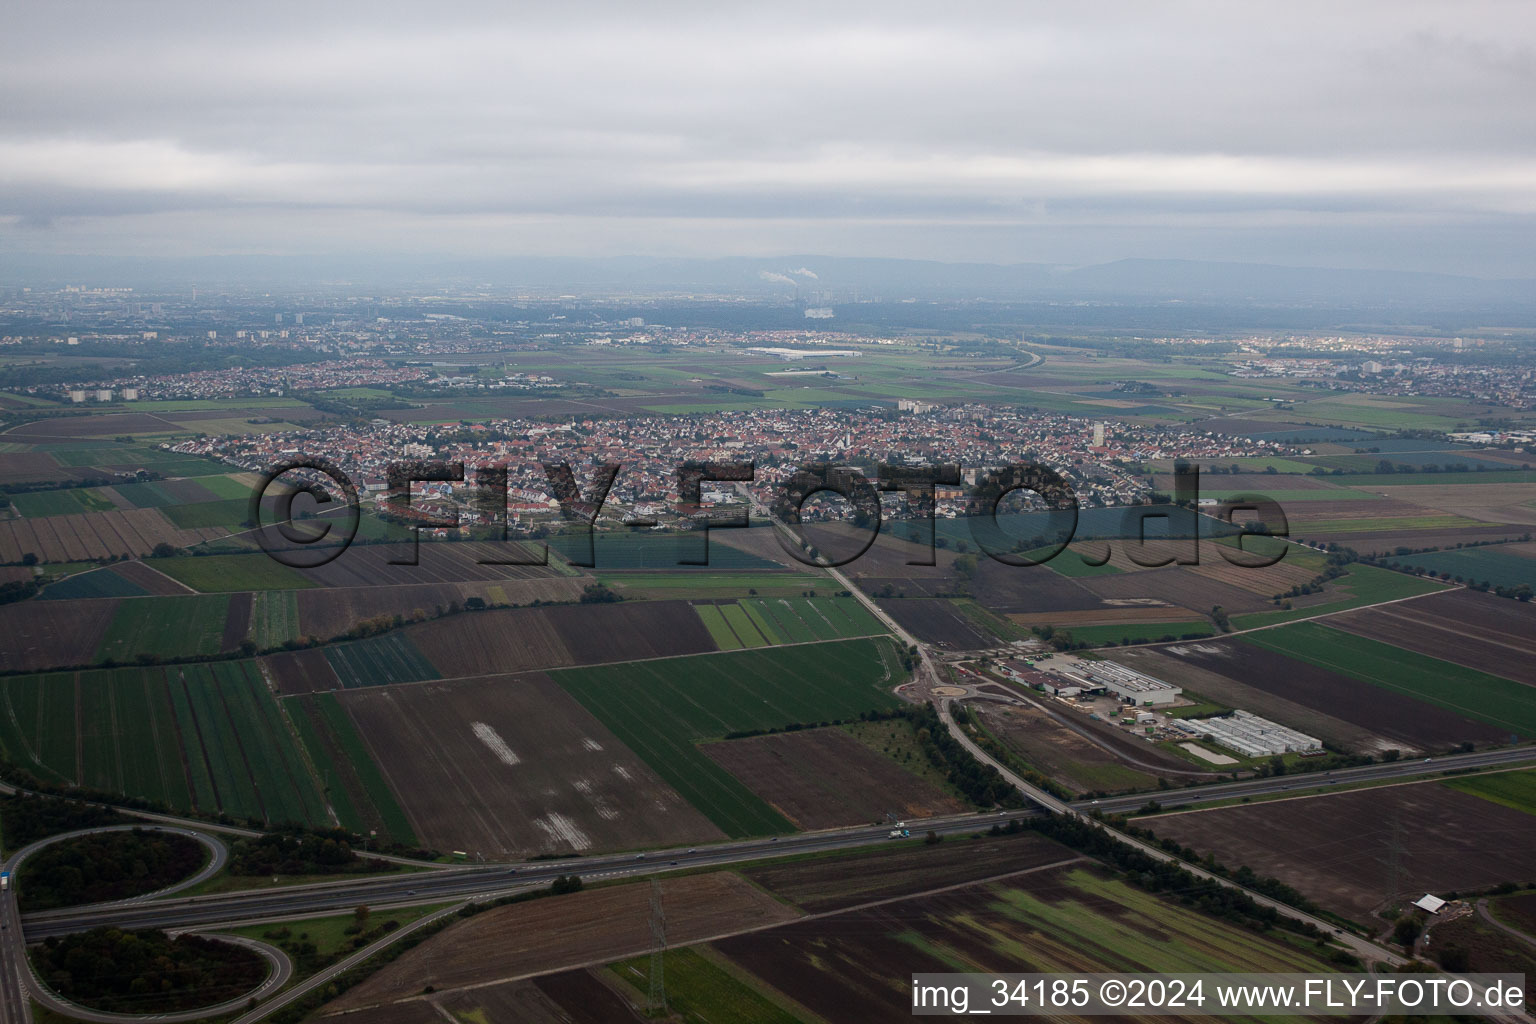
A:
887;828;911;839
1;871;10;891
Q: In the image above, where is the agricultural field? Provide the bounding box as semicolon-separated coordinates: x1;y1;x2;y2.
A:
1442;768;1536;815
0;508;223;562
327;871;799;1014
1386;543;1536;591
248;590;300;649
740;831;1073;913
1108;640;1505;756
611;948;802;1024
1047;619;1215;646
556;637;909;836
9;486;119;517
876;597;1003;649
694;595;886;649
36;565;149;600
715;861;1338;1024
398;600;718;681
1226;564;1447;629
150;553;318;592
701;727;963;828
293;578;588;641
288;691;416;843
161;497;251;530
0;662;329;826
94;594;234;662
548;529;783;570
258;648;341;695
1329;588;1536;686
1136;780;1536;923
334;672;724;857
597;571;826;600
0;599;120;672
290;540;567;587
322;632;441;688
970;701;1195;794
1242;621;1536;739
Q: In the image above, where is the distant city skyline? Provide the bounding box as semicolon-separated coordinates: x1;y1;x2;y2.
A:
4;1;1535;277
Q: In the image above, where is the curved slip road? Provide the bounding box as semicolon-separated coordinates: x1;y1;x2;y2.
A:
25;932;290;1024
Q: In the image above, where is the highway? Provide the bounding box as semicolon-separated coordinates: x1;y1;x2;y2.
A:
1085;744;1536;814
21;810;1020;939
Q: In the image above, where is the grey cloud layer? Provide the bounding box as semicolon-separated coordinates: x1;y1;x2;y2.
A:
3;0;1534;270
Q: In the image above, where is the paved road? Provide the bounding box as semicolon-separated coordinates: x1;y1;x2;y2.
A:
1084;745;1536;815
227;902;468;1024
0;891;27;1024
0;779;443;870
0;823;232;1024
6;825;229;909
21;810;1022;940
23;745;1533;945
1476;897;1536;953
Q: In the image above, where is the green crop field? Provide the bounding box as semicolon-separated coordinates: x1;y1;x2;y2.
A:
0;663;328;826
745;596;884;642
719;603;769;647
1228;564;1446;629
548;529;781;570
1026;546;1123;577
1388;545;1536;590
151;554;317;592
970;866;1336;973
108;480;180;508
694;604;743;649
195;474;259;500
597;572;826;600
322;632;440;688
1242;622;1536;737
95;594;231;662
162;498;250;530
249;590;300;649
694;596;885;650
612;948;802;1024
10;487;118;517
1299;514;1482;534
1443;769;1536;816
37;567;147;600
556;637;908;837
289;692;416;843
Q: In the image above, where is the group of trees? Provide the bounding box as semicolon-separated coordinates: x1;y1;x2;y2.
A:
0;793;127;852
227;829;389;878
18;829;205;911
905;702;1024;809
32;928;267;1014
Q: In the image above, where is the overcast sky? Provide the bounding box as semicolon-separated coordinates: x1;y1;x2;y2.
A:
4;1;1535;275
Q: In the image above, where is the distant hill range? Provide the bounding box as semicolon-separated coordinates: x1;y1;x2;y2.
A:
4;253;1534;314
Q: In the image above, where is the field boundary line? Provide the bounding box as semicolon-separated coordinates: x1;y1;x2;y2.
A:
277;632;898;698
1120;583;1453;650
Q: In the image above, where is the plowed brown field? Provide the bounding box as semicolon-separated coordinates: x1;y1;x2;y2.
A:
337;672;725;857
701;727;963;828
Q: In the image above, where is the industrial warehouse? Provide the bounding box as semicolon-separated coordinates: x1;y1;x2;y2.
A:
1171;710;1323;758
1053;660;1183;705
